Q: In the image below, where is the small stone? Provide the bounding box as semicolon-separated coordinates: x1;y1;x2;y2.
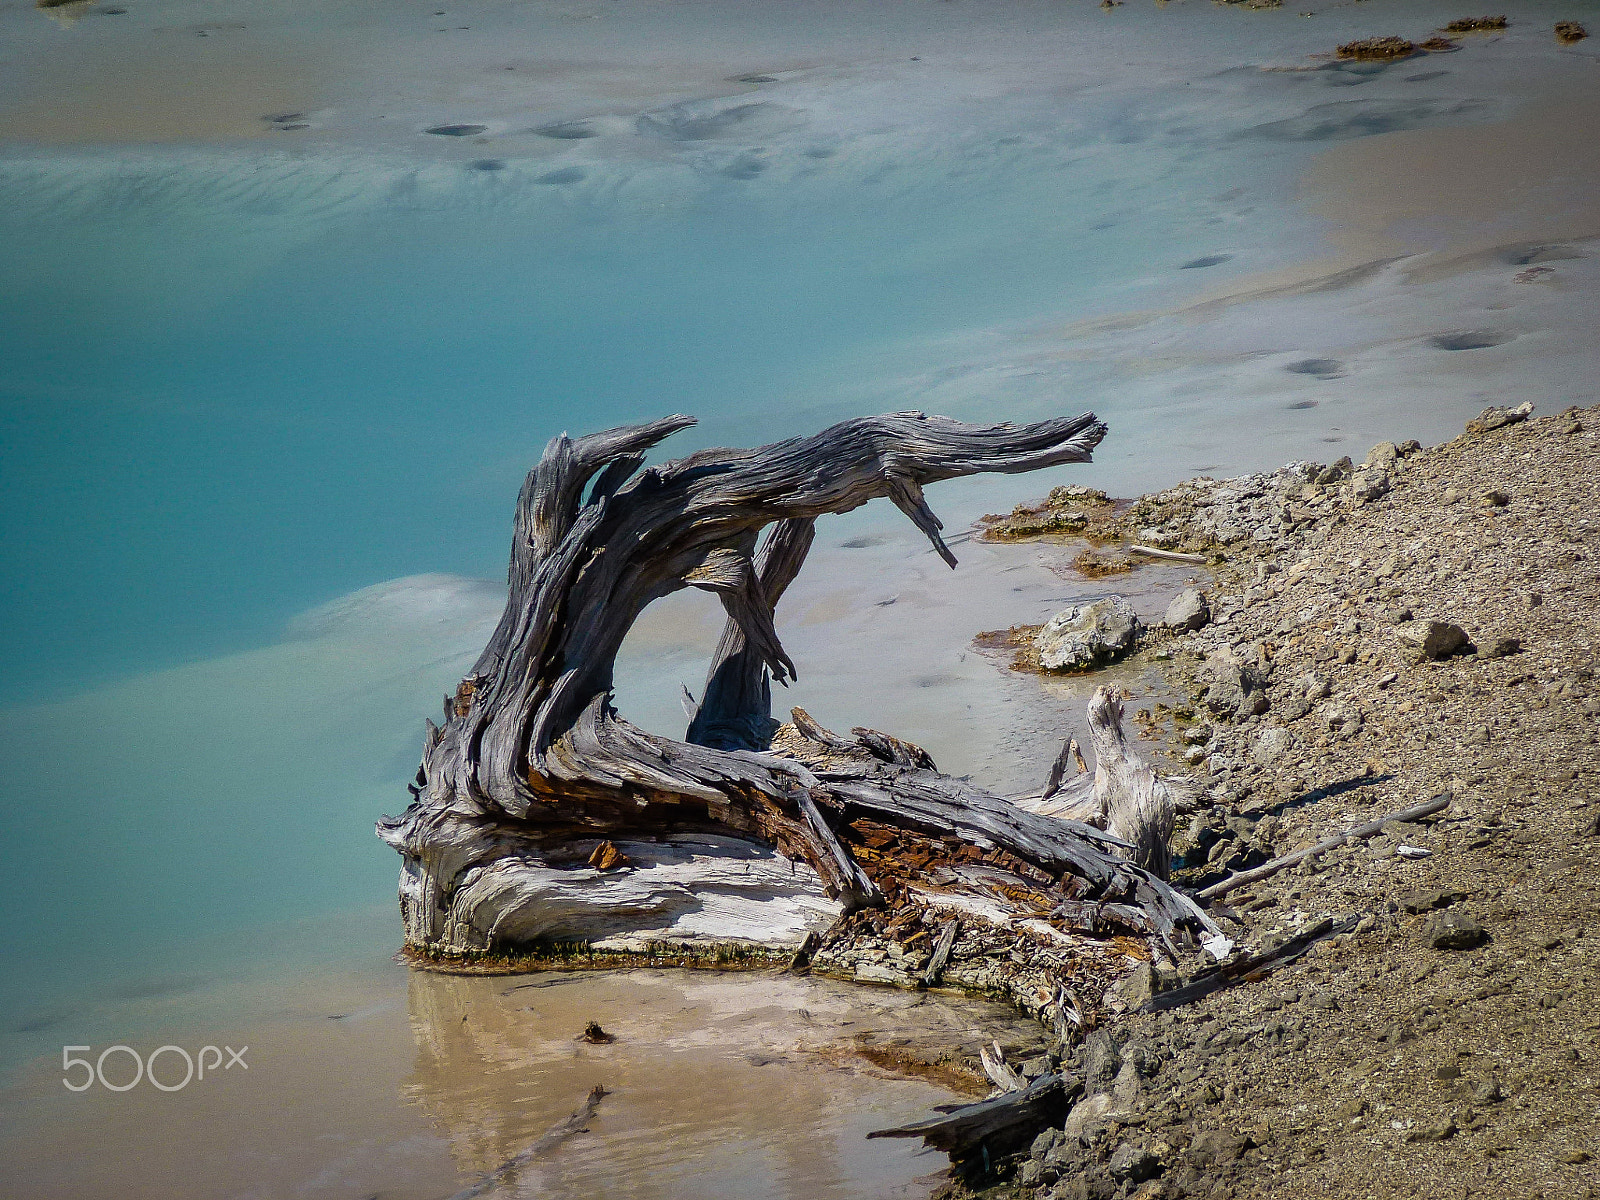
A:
1250;726;1294;766
1350;468;1391;502
1365;441;1399;468
1397;619;1470;660
1481;636;1520;659
1442;485;1461;505
1164;587;1210;632
1404;1117;1457;1143
1423;910;1487;950
1436;1062;1462;1080
1480;489;1511;507
1108;1143;1160;1183
1560;1149;1591;1165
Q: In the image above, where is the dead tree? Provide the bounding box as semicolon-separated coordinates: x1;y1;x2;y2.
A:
1014;687;1202;880
377;412;1223;972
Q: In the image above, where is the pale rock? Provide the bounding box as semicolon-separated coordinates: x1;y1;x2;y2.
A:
1164;587;1210;632
1251;726;1294;765
1035;597;1140;671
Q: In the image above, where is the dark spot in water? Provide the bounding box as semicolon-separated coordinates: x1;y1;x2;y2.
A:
1287;399;1320;410
720;154;766;179
425;123;488;137
1241;98;1494;141
1404;70;1451;82
1429;330;1510;351
100;6;127;13
107;974;206;1001
1286;357;1344;378
273;124;311;132
804;146;836;158
1320;436;1344;443
534;167;585;185
265;113;305;123
536;120;599;139
734;73;778;83
1181;254;1232;269
840;535;889;549
1501;243;1581;266
470;159;505;171
12;1011;70;1033
913;674;960;688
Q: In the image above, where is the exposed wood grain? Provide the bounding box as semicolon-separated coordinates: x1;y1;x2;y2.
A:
378;411;1226;967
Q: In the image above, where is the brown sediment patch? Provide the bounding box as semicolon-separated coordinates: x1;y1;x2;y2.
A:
1555;20;1587;43
847;1042;992;1094
1442;15;1508;32
974;623;1046;673
977;484;1117;543
1420;35;1460;51
1335;36;1417;61
0;35;325;143
1070;548;1135;579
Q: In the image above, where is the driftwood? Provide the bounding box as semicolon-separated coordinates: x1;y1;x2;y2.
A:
1141;915;1356;1013
1014;688;1201;880
868;1072;1081;1171
377;411;1226;975
445;1084;607;1200
1197;793;1453;900
1127;544;1209;564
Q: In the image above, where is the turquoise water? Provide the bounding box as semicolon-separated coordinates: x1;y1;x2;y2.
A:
1;2;1593;1190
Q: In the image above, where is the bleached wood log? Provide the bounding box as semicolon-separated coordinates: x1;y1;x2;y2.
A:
1014;687;1200;881
377;411;1226;964
1127;544;1209;564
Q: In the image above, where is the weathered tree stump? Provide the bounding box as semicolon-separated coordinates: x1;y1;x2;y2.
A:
377;411;1223;985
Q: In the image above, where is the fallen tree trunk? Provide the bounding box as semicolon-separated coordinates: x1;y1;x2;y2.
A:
377;411;1225;991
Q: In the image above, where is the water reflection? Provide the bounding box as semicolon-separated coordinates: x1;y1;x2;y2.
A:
401;969;1036;1199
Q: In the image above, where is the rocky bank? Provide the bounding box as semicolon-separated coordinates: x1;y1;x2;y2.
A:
947;402;1599;1199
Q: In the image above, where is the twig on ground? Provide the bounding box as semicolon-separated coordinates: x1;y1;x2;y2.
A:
1197;793;1453;900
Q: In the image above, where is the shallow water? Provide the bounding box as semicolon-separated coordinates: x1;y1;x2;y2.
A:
2;0;1597;1194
